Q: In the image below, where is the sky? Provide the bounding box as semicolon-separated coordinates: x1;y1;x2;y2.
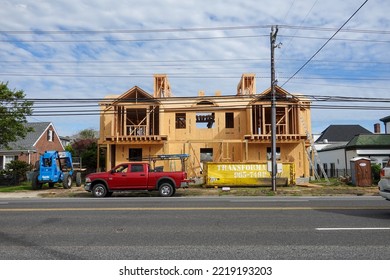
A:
1;0;389;136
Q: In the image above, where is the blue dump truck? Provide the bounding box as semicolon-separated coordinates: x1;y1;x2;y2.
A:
31;150;81;190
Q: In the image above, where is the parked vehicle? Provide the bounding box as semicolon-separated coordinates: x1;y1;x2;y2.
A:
32;150;81;189
378;160;390;200
85;162;189;197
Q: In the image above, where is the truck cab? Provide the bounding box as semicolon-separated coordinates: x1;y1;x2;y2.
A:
108;163;148;189
85;158;190;198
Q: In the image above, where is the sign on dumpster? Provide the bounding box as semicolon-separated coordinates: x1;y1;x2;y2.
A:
204;162;294;186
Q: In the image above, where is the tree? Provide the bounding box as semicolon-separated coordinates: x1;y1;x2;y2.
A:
76;128;98;139
71;129;99;172
0;82;34;147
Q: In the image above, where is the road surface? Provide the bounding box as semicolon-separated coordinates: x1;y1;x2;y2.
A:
0;196;389;259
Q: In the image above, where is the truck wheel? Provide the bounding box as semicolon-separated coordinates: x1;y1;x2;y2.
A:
159;182;174;197
92;183;108;198
63;173;72;189
31;172;42;190
75;172;82;187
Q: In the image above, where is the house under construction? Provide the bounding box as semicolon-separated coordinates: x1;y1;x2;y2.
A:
98;74;312;180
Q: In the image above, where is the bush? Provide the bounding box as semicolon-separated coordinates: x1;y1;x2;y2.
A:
371;163;382;183
3;160;32;185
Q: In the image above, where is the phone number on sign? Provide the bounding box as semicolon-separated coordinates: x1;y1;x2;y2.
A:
212;266;272;276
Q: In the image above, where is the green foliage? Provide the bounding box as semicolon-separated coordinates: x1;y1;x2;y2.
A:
371;163;382;183
1;160;33;185
0;82;34;147
77;128;98;139
65;144;74;153
71;129;98;172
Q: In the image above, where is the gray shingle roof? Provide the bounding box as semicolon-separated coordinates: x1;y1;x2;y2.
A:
315;125;372;143
0;122;51;151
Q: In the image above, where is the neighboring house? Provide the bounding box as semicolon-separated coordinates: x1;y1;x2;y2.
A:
0;122;64;169
316;125;390;177
315;124;372;151
59;136;72;148
98;74;312;179
345;134;390;167
380;115;390;134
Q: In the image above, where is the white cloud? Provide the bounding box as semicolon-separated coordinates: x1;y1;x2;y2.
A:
0;0;389;136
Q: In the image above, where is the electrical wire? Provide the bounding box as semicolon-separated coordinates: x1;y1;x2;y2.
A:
1;24;388;35
2;92;389;117
281;0;369;87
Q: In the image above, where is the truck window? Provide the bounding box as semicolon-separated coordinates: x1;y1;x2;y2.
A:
43;158;52;167
114;164;128;173
131;164;144;173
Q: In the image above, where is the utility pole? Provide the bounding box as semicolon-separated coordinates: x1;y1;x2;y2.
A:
270;26;278;192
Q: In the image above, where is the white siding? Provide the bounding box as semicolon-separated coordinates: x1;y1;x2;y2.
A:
385;122;390;134
318;148;346;170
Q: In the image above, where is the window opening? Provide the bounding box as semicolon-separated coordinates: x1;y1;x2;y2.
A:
200;148;213;162
225;112;234;128
175;113;186;129
196;112;215;128
129;148;142;161
47;130;53;142
266;147;281;160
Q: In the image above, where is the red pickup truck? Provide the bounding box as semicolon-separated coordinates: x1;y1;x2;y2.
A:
84;162;189;197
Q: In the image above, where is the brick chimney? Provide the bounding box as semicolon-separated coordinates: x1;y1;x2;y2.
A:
374;123;381;134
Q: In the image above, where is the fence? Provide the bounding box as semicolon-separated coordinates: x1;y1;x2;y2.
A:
311;168;351;179
0;173;19;186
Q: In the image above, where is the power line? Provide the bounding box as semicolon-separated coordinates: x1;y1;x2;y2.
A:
281;0;369;87
1;58;389;65
0;34;268;43
18;103;390;117
0;25;272;35
1;24;388;35
0;58;264;64
279;25;390;35
1;72;389;81
23;94;390;103
4;91;387;117
278;0;319;60
280;35;390;44
1;33;388;44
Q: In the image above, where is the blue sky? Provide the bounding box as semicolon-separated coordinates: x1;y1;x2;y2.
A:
1;0;389;136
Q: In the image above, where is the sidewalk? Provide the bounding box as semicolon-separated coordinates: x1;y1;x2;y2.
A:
0;187;86;199
0;184;380;198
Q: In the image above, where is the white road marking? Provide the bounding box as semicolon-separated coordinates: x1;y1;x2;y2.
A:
316;227;390;231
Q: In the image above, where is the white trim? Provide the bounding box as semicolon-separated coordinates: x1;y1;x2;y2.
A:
2;155;16;169
32;123;51;147
32;122;64;150
356;149;390;155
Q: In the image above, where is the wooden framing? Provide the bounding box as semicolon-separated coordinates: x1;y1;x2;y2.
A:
153;74;172;98
237;73;256;95
98;74;312;179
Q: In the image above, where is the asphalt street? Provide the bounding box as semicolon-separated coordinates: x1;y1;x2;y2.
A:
0;196;390;259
